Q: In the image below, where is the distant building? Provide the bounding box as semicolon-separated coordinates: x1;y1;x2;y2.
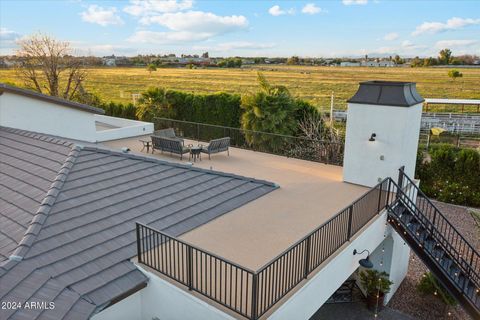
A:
340;62;361;67
361;60;396;67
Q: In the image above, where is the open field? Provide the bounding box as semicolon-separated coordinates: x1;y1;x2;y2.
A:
1;65;480;111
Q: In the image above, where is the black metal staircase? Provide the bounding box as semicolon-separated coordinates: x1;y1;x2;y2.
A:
387;169;480;319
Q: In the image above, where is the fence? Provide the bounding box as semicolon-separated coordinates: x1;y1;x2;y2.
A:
136;178;394;319
153;118;344;165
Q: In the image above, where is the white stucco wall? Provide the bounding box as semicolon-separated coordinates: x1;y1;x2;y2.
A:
0;92;98;142
94;114;154;142
137;265;236;320
91;291;142;320
92;265;235;320
342;102;423;187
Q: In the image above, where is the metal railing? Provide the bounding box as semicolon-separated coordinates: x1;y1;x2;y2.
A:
153;118;344;165
396;169;480;287
136;178;393;319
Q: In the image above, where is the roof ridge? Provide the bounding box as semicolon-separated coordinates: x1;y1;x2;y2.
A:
0;126;76;148
81;146;278;188
7;144;83;262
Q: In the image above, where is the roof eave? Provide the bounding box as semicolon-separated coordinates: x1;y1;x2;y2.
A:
0;83;105;115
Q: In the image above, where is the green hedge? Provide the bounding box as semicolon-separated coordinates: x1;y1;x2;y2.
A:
135;88;242;128
416;144;480;207
102;102;137;120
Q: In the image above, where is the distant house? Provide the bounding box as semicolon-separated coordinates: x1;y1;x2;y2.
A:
340;62;361;67
361;60;396;67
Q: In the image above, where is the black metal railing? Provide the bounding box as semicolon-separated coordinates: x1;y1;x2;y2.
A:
153;118;344;165
396;169;480;287
136;178;393;319
136;224;256;318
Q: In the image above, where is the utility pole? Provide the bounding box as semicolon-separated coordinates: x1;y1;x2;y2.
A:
330;91;334;126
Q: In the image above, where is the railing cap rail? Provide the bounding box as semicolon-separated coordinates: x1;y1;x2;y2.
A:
256;177;391;273
154;117;343;145
135;222;257;274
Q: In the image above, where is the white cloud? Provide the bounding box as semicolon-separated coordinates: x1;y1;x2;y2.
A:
412;17;480;36
138;11;248;34
128;30;216;44
215;41;276;51
123;0;193;16
435;39;478;49
383;32;399;41
80;5;124;26
302;3;322;15
268;5;295;16
74;44;138;56
342;0;368;5
0;27;20;41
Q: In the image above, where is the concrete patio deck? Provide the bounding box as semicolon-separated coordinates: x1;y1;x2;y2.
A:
103;135;368;270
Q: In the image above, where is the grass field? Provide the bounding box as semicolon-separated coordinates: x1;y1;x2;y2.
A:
1;65;480;111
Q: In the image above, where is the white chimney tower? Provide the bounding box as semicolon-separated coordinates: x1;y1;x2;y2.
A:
342;81;424;187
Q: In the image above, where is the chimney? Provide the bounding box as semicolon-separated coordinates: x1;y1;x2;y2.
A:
342;81;424;187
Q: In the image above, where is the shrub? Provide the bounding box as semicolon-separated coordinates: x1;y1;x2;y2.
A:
416;144;480;207
359;269;393;295
417;272;456;306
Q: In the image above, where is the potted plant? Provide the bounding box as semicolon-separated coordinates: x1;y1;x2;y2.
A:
359;269;393;312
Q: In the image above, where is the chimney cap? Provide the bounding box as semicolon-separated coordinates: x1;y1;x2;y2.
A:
347;81;425;107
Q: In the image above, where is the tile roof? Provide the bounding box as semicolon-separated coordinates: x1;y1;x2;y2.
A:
0;127;277;319
0;83;105;115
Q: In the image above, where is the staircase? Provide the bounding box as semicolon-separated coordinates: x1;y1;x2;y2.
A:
387;169;480;319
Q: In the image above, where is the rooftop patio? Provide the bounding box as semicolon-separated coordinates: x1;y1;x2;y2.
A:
103;135;368;270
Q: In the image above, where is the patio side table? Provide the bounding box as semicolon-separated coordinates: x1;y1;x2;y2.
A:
139;139;152;153
189;146;202;162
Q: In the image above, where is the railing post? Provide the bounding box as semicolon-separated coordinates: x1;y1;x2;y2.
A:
197;123;200;141
397;166;405;190
187;246;193;290
304;236;311;278
347;206;353;240
136;223;142;264
377;184;383;213
251;273;258;320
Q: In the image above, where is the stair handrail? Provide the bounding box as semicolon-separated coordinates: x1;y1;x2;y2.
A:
399;169;480;264
391;179;480;288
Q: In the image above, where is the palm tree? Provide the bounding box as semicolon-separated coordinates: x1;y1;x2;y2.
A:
240;73;298;151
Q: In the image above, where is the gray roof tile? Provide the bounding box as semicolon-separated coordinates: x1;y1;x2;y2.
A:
0;126;277;320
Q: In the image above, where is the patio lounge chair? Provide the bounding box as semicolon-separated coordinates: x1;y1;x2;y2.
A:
151;136;190;160
201;137;230;159
153;128;184;145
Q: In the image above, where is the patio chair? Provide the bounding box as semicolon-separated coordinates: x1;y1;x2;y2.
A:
200;137;230;159
151;136;190;160
153;128;184;145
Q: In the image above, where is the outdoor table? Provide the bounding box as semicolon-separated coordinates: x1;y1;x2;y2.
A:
189;145;202;162
139;139;152;153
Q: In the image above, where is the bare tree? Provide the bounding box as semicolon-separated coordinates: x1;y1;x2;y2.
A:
289;112;344;164
15;33;86;99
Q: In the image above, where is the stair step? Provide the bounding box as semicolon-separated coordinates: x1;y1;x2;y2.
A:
440;255;453;270
408;222;421;233
432;246;445;261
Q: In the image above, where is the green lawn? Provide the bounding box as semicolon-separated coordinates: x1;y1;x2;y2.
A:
1;65;479;112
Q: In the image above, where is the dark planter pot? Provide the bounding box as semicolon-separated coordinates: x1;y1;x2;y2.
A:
366;291;385;312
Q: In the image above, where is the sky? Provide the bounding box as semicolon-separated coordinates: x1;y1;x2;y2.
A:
0;0;479;58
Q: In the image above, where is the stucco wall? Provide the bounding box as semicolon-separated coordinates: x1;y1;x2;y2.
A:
94;114;154;142
343;102;423;187
0;92;97;141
